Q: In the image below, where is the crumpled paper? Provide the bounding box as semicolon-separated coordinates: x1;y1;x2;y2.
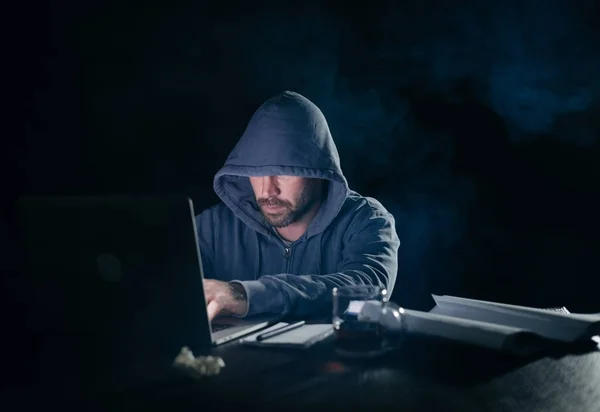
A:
173;346;226;378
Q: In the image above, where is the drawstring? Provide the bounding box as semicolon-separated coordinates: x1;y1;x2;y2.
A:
254;232;261;280
316;233;323;274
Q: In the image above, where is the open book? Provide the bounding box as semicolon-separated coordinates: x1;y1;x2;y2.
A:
403;295;600;355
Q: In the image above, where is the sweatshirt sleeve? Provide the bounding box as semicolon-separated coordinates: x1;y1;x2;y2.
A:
231;203;400;318
195;208;216;281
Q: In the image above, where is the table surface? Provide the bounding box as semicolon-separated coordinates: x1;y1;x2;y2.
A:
88;331;600;412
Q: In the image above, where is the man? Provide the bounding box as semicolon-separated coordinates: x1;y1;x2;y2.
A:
196;91;400;320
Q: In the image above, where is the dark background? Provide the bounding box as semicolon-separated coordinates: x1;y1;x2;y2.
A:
6;0;600;323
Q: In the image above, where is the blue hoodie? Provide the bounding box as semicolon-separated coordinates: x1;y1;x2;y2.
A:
195;91;400;318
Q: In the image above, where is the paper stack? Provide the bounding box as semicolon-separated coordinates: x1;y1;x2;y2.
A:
403;295;600;355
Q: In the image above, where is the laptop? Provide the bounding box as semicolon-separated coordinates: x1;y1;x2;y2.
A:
15;195;277;399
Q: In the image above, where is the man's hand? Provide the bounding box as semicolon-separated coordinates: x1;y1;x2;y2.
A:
203;279;248;321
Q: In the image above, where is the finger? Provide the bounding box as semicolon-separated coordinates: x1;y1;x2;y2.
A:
206;300;222;321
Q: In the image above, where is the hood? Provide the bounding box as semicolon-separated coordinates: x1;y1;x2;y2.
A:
213;90;349;238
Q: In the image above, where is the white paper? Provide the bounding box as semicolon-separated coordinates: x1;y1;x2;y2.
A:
403;309;544;355
345;300;382;316
346;300;366;315
430;295;600;343
384;295;600;355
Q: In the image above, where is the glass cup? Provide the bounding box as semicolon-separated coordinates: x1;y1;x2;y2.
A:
332;285;404;358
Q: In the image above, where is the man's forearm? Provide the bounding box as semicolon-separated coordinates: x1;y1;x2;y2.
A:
235;269;390;318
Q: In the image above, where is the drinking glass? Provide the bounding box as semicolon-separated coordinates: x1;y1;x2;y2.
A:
332;285;404;358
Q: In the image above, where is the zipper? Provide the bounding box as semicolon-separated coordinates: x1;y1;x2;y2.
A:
272;228;303;272
283;246;293;272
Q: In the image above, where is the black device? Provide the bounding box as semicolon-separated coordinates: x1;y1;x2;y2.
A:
15;196;274;399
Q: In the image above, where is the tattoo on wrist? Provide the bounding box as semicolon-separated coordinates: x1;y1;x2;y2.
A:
229;283;247;302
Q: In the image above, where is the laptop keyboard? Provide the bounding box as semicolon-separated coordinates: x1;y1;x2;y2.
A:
211;323;234;332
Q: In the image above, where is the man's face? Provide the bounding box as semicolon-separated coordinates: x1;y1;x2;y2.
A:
249;175;323;228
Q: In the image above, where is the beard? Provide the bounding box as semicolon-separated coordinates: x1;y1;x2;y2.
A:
257;189;314;228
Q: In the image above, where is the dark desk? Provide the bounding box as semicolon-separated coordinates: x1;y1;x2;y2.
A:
103;334;600;412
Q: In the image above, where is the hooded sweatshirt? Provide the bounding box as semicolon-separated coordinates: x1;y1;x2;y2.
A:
195;91;400;318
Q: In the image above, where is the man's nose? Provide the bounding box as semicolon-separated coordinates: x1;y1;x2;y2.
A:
261;176;280;197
